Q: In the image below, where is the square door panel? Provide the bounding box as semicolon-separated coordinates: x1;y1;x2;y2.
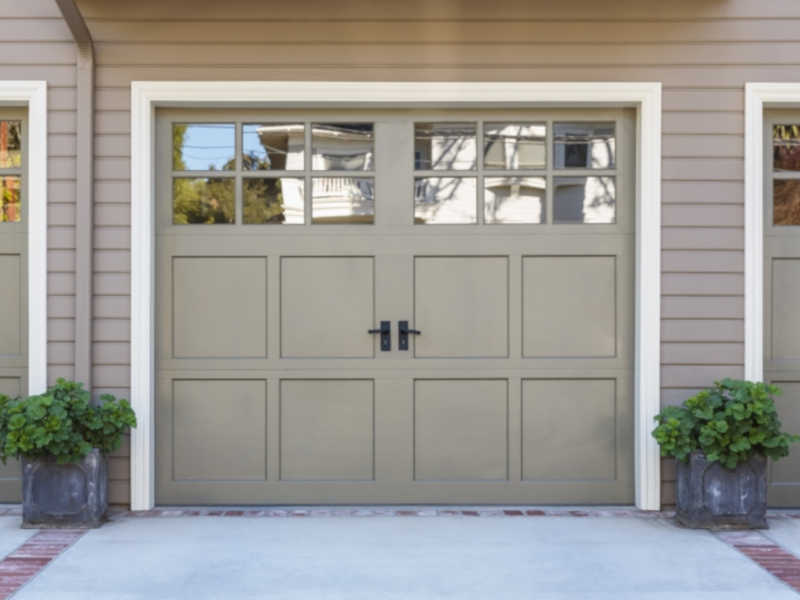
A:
280;380;374;481
414;380;508;481
414;257;508;358
172;379;267;481
0;255;21;355
769;381;800;486
772;260;800;359
522;379;616;481
173;257;267;358
281;257;374;358
523;256;616;357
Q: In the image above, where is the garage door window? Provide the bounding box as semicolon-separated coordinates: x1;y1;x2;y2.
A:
0;120;22;223
773;124;800;225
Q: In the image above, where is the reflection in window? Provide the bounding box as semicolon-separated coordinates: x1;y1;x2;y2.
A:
774;180;800;225
243;178;304;224
414;177;477;224
0;121;21;169
415;123;476;170
484;177;545;224
554;122;615;169
311;123;374;171
242;123;304;171
773;124;800;172
173;123;235;171
553;177;615;224
484;123;546;170
311;177;374;223
0;176;21;223
173;177;235;224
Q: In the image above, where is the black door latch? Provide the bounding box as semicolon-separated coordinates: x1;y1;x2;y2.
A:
368;320;392;351
398;320;421;351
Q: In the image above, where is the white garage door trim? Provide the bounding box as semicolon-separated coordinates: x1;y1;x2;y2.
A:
0;80;47;395
130;81;662;511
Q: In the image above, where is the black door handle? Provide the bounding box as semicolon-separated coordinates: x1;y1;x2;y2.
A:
398;320;421;351
368;320;391;351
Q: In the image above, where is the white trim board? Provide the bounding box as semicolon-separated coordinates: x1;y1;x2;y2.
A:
130;81;662;511
744;83;800;382
0;81;47;395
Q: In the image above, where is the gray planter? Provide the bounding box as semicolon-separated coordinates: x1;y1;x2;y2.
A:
676;451;767;530
21;448;108;528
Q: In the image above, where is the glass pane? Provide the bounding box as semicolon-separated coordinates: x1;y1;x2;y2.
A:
773;124;800;172
0;121;21;169
554;122;615;169
0;176;21;223
311;177;374;224
484;123;546;170
414;122;476;170
173;123;235;171
243;178;304;224
773;179;800;225
414;177;477;224
173;177;234;224
242;123;304;171
553;176;616;224
311;123;374;171
484;176;545;224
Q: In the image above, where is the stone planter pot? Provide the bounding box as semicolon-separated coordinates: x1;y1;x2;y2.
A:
676;451;767;530
21;448;108;528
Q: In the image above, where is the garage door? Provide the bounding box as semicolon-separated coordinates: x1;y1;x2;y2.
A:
155;108;635;505
0;111;28;502
764;111;800;507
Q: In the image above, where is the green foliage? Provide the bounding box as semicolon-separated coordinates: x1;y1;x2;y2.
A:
0;378;136;464
652;379;800;469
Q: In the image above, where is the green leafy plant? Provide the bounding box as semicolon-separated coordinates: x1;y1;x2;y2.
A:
0;378;136;464
652;379;800;469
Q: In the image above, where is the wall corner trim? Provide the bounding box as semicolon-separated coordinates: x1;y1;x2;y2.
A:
744;83;800;383
0;81;47;396
130;81;662;511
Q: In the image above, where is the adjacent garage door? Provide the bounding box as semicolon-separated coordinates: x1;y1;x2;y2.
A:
764;111;800;507
155;107;635;505
0;111;28;502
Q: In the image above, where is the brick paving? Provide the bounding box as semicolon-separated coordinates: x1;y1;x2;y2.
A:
0;530;85;599
717;530;800;594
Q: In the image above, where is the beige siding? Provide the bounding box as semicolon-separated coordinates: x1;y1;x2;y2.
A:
72;0;797;505
0;1;77;386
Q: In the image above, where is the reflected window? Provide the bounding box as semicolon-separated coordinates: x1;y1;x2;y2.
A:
243;178;304;224
173;177;235;224
553;176;615;224
414;177;477;224
774;180;800;225
484;123;546;170
173;123;235;171
312;177;374;223
484;177;545;224
312;123;374;171
554;122;615;169
242;123;304;171
0;176;21;223
415;123;476;170
0;121;21;169
774;124;800;172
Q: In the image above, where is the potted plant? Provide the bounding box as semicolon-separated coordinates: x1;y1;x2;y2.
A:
0;378;136;528
653;378;799;529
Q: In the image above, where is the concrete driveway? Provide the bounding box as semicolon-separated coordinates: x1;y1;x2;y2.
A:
3;511;799;599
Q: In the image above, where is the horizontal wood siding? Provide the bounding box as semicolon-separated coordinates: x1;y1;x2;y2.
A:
0;2;77;388
72;0;793;505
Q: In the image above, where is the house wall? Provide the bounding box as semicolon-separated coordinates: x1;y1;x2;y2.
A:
0;3;77;390
52;0;800;505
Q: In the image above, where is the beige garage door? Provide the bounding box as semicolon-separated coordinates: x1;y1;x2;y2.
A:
764;112;800;507
155;108;635;505
0;111;28;502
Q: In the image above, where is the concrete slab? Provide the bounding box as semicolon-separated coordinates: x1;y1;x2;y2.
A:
764;517;800;557
14;516;799;600
0;515;36;558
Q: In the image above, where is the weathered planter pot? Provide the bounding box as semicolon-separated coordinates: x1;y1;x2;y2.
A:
21;448;107;528
676;451;767;530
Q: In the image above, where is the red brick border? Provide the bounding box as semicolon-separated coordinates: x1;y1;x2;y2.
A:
717;530;800;594
0;530;85;599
